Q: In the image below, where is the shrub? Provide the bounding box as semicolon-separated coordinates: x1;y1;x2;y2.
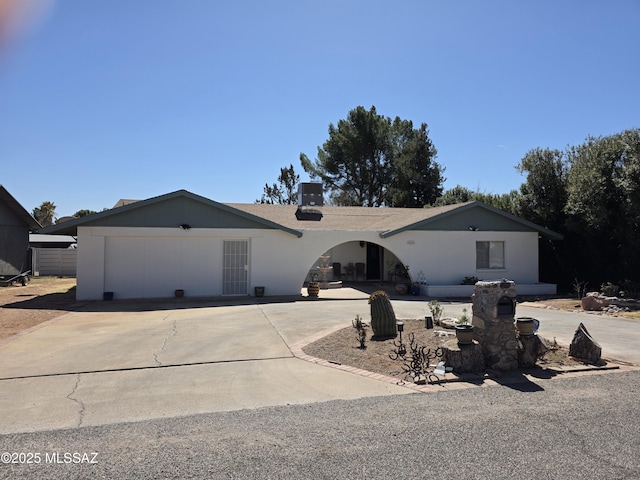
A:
428;300;444;326
352;315;368;349
600;282;619;297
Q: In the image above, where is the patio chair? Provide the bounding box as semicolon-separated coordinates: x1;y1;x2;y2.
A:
355;262;365;281
345;263;355;281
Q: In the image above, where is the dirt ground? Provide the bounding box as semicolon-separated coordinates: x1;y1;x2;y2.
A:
303;318;583;382
0;276;77;341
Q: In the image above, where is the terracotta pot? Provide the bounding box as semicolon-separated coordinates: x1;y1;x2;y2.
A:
307;282;320;297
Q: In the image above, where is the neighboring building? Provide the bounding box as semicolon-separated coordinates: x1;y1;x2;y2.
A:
0;185;41;278
29;234;77;249
29;234;77;277
41;187;562;300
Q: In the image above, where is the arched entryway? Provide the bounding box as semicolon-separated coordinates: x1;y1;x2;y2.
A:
302;241;408;286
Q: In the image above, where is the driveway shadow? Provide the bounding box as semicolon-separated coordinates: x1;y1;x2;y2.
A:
2;287;78;311
492;370;546;392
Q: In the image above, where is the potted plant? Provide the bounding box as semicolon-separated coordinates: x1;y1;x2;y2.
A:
455;308;474;344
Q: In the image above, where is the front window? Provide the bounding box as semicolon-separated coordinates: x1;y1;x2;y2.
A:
476;241;504;269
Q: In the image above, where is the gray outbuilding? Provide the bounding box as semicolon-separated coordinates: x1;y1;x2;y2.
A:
0;185;41;280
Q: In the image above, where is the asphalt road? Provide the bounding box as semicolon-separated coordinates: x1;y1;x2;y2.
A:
1;370;639;480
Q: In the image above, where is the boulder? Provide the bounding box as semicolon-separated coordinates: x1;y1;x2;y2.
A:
517;334;549;369
581;292;610;311
569;323;602;364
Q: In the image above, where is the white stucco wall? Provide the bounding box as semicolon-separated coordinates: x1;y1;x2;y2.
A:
381;230;540;286
76;226;542;300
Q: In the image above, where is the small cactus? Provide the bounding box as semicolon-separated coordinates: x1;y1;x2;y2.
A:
368;290;397;337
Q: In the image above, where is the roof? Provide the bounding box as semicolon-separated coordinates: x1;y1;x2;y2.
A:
0;185;42;230
39;190;303;237
113;199;140;208
29;234;77;244
227;202;465;233
230;201;563;239
39;189;562;240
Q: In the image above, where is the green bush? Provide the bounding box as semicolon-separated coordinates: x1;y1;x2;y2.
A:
600;282;619;297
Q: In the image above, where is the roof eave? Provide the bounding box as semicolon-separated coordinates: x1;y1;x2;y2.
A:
380;201;563;240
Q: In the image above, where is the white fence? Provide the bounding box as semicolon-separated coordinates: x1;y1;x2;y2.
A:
32;248;77;277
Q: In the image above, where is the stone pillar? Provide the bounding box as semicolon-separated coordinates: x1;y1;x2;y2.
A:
472;280;519;371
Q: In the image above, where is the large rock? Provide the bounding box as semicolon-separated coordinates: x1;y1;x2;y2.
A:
518;335;549;368
569;323;602;364
581;292;610;311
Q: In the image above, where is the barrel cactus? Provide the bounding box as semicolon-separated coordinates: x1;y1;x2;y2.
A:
369;290;397;337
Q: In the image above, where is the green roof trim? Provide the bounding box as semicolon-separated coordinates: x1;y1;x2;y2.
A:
39;190;303;238
379;201;563;240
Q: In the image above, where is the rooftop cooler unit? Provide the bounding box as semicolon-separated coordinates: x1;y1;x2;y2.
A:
295;183;323;221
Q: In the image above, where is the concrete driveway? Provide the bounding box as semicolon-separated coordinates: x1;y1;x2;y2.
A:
0;288;638;434
0;290;410;434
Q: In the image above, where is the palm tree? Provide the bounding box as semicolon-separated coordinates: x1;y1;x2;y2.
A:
32;201;57;227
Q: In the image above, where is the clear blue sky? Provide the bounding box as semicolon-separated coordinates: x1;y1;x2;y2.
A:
1;0;638;218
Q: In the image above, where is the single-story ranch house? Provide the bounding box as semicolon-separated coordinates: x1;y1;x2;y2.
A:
41;187;562;300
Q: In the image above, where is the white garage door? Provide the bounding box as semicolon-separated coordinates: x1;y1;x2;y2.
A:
104;237;220;299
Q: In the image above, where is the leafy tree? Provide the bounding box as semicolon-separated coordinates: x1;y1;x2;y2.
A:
256;164;300;204
433;185;476;206
514;148;568;231
511;128;640;288
73;209;99;217
510;148;569;285
563;129;640;283
433;185;518;213
387;122;443;207
32;201;57;227
300;106;444;207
